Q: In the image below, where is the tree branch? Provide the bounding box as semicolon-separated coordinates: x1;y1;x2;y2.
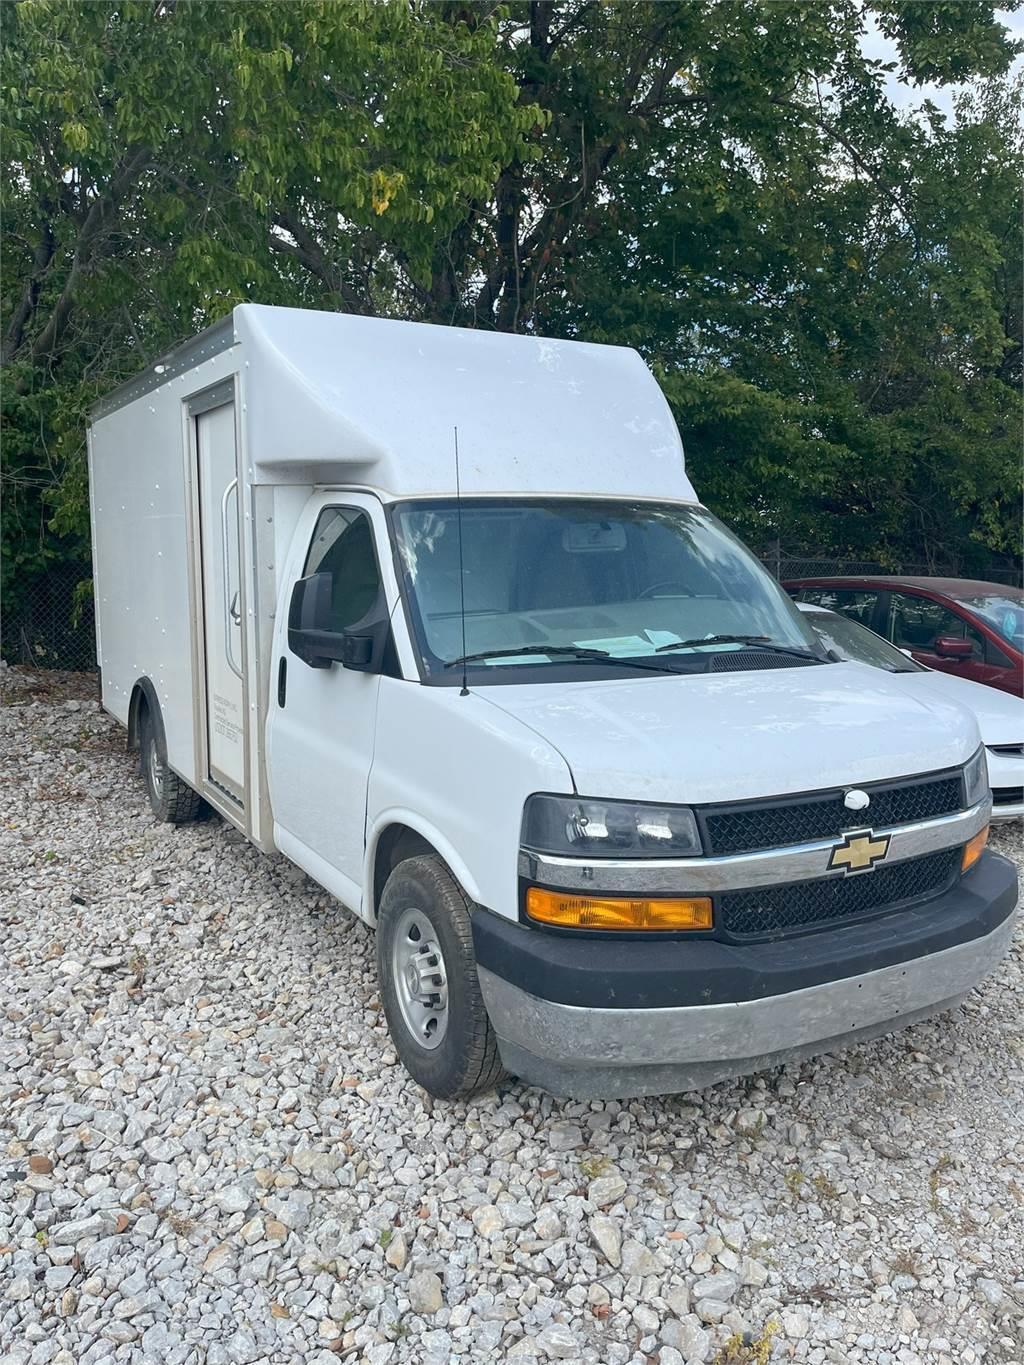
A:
27;144;152;369
269;212;374;315
473;11;693;329
2;221;55;365
772;95;922;257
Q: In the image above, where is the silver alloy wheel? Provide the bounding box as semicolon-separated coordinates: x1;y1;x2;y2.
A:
148;735;164;800
390;906;449;1050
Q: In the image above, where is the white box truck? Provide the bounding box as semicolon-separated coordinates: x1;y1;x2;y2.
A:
88;304;1017;1099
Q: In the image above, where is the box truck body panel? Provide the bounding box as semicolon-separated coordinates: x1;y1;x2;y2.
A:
87;304;1018;1101
89;357;240;790
233;304;697;499
90;328;291;847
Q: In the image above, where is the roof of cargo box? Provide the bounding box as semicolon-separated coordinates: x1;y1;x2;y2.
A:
96;304;696;500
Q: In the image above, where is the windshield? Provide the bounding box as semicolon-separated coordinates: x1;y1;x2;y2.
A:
804;609;922;673
390;499;823;682
954;593;1024;651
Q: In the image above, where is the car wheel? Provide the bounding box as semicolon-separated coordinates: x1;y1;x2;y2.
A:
377;854;506;1099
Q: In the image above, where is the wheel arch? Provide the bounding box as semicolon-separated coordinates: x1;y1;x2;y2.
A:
367;813;483;923
127;676;165;756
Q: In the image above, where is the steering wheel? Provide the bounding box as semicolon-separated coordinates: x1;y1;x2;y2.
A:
639;580;692;599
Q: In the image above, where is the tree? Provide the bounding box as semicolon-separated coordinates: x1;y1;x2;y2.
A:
1;0;534;591
512;7;1022;570
2;0;1020;631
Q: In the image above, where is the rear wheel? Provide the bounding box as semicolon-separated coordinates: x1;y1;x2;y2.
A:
377;854;506;1099
140;707;203;824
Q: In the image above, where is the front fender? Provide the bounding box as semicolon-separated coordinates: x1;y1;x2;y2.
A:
365;808;486;922
366;679;574;925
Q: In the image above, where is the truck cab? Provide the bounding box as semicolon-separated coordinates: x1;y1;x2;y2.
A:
88;305;1018;1099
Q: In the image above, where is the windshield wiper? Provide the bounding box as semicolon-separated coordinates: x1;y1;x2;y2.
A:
443;644;690;674
444;644;612;667
654;634;825;662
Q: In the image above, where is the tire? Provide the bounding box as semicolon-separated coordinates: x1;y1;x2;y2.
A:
376;854;507;1099
140;707;203;824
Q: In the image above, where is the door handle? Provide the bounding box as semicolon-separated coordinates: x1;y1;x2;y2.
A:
221;478;243;681
277;656;287;708
229;589;241;625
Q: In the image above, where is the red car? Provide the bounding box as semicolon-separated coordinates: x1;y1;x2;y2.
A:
784;576;1024;696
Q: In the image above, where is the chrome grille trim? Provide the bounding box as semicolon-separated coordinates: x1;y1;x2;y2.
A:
518;799;990;894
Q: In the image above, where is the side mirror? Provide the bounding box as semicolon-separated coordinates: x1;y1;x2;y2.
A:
934;635;973;660
288;574;337;669
288;575;388;673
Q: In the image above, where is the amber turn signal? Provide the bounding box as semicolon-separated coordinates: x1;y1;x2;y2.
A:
961;825;989;873
525;887;713;931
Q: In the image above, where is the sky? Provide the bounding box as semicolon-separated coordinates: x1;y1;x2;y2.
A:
861;6;1024;119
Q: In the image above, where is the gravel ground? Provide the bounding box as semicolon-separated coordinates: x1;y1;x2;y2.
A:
2;664;1023;1365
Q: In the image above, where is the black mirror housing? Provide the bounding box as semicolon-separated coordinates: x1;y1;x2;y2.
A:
288;575;389;673
341;633;374;669
288;574;336;669
289;573;331;629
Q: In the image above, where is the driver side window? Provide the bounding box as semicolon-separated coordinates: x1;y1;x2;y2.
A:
887;594;983;658
304;508;381;632
803;588;879;624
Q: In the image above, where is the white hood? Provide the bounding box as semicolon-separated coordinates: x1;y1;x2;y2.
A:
480;662;980;805
884;669;1024;748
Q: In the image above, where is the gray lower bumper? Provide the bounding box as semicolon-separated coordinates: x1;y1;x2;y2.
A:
478;911;1019;1099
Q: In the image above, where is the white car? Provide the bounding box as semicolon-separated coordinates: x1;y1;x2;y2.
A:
799;603;1024;821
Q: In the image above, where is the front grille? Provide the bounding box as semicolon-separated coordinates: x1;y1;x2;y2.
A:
718;848;960;938
699;770;963;855
992;787;1024;807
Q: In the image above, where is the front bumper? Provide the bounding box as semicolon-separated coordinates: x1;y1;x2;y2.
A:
474;851;1019;1099
987;749;1023;822
990;789;1024;822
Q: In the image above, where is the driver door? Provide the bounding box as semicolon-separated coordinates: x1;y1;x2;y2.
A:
885;592;994;685
267;494;392;910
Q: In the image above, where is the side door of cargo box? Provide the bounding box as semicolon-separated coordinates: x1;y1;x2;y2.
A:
190;387;247;806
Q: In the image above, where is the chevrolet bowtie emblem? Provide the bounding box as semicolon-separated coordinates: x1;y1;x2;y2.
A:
828;828;891;874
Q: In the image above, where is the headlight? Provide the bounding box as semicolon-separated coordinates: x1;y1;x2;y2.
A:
521;794;702;859
963;747;989;808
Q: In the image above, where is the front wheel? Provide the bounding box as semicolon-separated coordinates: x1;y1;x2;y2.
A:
376;855;506;1099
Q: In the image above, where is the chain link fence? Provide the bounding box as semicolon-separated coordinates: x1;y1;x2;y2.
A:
2;548;1020;676
754;546;1023;587
1;562;97;673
